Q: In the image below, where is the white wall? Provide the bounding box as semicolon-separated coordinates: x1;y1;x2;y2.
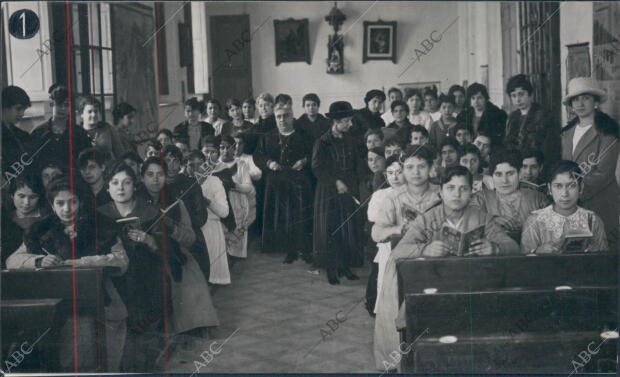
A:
201;1;463;116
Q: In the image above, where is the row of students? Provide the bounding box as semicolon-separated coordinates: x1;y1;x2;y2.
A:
368;149;609;372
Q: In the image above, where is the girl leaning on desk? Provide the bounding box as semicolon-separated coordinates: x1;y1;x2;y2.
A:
5;176;129;372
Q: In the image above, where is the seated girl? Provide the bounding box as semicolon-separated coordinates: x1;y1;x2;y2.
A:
471;149;549;243
2;174;49;268
367;155;405;316
376;166;519;372
521;160;608;253
6;177;128;371
370;145;442;372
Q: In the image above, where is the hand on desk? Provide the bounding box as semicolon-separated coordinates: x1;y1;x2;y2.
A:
40;255;63;267
465;240;495;256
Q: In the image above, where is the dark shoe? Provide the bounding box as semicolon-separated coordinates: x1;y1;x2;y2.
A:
342;268;359;280
283;253;298;264
327;269;340;285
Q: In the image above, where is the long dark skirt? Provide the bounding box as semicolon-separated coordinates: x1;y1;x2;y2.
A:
313;183;363;270
261;171;313;254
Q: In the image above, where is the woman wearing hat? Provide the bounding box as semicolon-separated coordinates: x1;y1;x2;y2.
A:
352;89;386;138
312;101;364;284
560;77;619;250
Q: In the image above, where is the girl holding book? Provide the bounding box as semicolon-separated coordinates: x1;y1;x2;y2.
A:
139;158;219;342
97;161;186;371
521;160;608;253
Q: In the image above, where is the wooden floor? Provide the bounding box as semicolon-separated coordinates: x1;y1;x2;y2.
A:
166;236;376;373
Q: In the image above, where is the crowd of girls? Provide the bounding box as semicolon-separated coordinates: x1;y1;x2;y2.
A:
1;72;617;372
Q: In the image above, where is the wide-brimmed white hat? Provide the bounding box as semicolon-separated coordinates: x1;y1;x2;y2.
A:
563;77;607;106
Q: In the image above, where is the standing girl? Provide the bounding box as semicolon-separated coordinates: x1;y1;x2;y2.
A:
560;77;619;249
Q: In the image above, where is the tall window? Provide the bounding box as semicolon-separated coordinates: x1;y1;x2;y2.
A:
70;3;115;121
155;2;169;96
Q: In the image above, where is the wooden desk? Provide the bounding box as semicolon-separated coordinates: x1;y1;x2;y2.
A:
396;253;618;303
1;267;116;372
395;253;619;373
1;299;64;372
404;287;617;373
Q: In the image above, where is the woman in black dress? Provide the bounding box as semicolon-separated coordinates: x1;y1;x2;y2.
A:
312;101;364;284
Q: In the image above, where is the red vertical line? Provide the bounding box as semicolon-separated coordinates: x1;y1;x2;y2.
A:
154;5;169;370
65;0;79;373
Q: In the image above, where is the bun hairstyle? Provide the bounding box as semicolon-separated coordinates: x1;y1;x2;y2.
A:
48;84;68;104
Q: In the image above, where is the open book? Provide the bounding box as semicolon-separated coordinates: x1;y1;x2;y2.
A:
441;225;485;256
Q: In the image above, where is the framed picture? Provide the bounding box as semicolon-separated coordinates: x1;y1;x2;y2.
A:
274;18;311;66
363;21;397;63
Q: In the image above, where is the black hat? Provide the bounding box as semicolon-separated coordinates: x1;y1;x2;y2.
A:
364;89;386;104
327;101;355;120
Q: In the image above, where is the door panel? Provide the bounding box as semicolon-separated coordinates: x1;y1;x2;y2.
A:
210;15;252;101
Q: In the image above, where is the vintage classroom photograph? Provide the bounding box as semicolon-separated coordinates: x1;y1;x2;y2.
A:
0;0;619;375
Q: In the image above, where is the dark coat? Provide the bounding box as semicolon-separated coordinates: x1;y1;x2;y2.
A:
457;102;507;147
1;121;31;175
245;115;277;154
253;129;314;254
560;110;619;248
173;121;215;149
295;113;331;143
312;130;363;268
504;103;560;169
352;108;385;138
30;118;92;170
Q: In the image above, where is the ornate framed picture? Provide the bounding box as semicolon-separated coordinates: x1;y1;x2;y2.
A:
363;20;397;63
274;18;311;66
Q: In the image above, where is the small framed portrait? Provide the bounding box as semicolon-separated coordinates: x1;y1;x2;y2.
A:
274;18;311;66
363;21;397;63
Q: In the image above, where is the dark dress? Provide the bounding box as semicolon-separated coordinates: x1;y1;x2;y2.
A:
353;107;385;137
504;103;560;178
30;118;92;171
173;121;215;150
1;121;32;206
156;174;211;281
312;130;364;270
382;120;413;142
253;129;314;256
456;102;508;148
295;113;331;143
246;115;277;154
221;120;253;138
97;197;186;371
